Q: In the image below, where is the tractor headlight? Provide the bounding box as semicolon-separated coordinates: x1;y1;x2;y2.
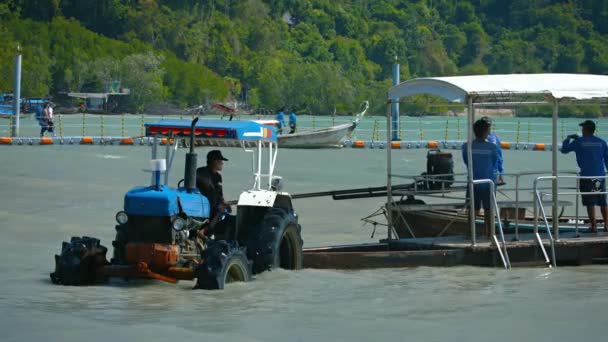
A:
115;211;128;225
172;217;187;231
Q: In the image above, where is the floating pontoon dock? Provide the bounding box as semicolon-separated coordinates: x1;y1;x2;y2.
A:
304;73;608;270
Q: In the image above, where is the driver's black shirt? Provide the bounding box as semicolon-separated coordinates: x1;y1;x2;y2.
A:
196;166;224;213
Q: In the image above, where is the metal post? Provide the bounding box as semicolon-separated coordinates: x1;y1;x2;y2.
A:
515;175;520;240
575;176;580;237
82;113;86;136
552;100;559;240
257;140;262;190
100;115;104;141
11;46;22;137
391;57;400;141
467;96;476;246
386;101;393;242
533;191;538;234
164;132;172;185
268;141;273;189
58;115;63;140
121;114;125;137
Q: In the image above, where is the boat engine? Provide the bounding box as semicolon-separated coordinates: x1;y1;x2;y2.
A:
423;149;454;190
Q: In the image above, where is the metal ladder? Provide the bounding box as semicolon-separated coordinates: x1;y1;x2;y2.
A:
532;180;557;268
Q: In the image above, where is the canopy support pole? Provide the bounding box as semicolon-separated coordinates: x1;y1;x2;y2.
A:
386;101;393;243
552;99;559;241
391;59;400;141
467;96;476;246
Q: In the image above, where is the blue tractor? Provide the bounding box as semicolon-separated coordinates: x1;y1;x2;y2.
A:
51;118;303;289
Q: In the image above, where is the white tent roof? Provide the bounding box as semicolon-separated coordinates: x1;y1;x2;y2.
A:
388;73;608;103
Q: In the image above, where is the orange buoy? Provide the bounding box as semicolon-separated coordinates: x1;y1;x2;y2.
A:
80;137;94;144
427;141;439;148
160;138;175;145
40;137;54;145
0;137;12;145
120;138;134;145
353;140;366;148
534;143;545;151
391;141;401;148
500;141;511;149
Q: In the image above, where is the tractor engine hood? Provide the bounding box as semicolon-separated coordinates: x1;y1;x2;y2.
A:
124;185;210;218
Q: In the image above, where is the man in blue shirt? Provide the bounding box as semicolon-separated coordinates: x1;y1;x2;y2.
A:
276;109;286;134
289;111;297;134
462;119;499;237
481;116;504;183
561;120;608;233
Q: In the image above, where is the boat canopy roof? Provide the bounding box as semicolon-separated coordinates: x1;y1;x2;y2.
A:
388;73;608;103
145;119;277;142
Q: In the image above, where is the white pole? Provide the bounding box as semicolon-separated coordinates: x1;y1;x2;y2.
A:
11;45;22;137
386;101;393;242
467;96;476;246
552;99;559;240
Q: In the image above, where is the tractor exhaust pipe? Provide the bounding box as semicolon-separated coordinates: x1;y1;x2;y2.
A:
184;117;199;193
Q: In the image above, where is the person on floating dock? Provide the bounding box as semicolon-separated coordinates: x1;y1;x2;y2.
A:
38;102;55;137
276;109;286;134
289;111;297;134
561;120;608;233
481;116;504;183
462;119;499;237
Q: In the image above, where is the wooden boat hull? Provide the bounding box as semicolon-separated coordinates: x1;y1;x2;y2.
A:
390;208;595;238
303;233;608;269
278;122;356;148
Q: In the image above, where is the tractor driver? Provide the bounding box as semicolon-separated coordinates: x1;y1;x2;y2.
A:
196;150;233;236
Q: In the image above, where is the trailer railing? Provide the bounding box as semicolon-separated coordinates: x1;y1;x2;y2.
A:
533;174;608;267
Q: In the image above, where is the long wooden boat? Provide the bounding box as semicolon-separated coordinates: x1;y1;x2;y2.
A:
255;101;369;149
389;201;596;238
277;121;358;148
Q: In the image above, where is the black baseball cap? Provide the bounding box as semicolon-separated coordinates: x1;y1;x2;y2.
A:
480;116;493;125
207;150;228;162
579;120;596;131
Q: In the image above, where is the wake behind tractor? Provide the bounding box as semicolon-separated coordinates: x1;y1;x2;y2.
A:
50;118;303;289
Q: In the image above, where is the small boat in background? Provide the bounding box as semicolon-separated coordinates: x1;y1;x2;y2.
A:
256;101;369;148
0;104;30;119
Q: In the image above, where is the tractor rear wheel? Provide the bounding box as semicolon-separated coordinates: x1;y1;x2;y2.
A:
195;240;252;290
247;208;303;274
50;236;109;285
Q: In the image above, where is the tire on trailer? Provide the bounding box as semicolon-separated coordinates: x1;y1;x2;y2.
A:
195;240;252;290
50;236;109;286
247;208;303;274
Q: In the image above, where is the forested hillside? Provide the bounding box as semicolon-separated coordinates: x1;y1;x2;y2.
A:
1;0;608;114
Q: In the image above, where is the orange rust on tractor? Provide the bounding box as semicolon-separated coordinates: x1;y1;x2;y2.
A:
125;243;179;269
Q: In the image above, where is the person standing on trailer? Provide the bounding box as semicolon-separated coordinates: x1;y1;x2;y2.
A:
561;120;608;233
480;116;504;184
462;119;499;237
